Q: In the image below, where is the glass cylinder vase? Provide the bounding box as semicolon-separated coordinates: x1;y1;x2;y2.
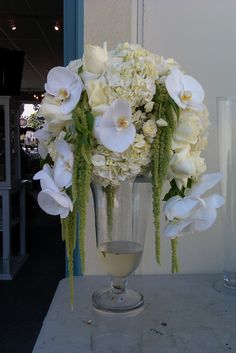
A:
217;96;236;291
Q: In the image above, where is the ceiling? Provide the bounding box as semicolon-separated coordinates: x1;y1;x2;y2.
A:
0;0;63;94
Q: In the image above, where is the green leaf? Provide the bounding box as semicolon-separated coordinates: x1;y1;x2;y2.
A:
77;65;83;75
163;179;185;201
86;111;94;131
187;178;195;189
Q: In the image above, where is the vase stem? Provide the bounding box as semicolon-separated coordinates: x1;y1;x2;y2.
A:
110;276;127;294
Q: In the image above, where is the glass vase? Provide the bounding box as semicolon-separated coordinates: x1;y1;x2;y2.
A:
217;96;236;292
91;177;151;312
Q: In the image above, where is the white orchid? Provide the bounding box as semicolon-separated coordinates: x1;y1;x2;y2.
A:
166;68;205;111
34;126;52;159
54;139;74;189
43;66;83;115
164;173;225;237
93;99;136;153
33;164;73;219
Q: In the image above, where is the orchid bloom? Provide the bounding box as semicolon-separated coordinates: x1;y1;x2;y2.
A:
34;126;52;159
165;68;205;111
44;66;83;115
164;173;225;237
93;99;136;153
33;164;73;219
53;139;74;189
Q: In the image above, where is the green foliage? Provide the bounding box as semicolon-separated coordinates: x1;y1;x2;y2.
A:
151;83;179;266
104;185;116;240
62;92;94;305
171;238;179;273
71;93;93;273
163;179;185;201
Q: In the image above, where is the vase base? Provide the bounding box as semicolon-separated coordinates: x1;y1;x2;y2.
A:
92;287;144;312
214;280;236;296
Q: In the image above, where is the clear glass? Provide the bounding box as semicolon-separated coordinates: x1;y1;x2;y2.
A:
91;177;151;312
91;305;144;353
217;96;236;292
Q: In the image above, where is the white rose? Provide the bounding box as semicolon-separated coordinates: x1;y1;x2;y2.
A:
191;151;206;177
168;148;196;188
143;119;157;139
172;111;201;150
168;148;206;189
85;79;108;107
83;43;108;74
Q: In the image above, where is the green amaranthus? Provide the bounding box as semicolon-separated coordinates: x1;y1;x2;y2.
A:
151;83;179;271
62;92;94;306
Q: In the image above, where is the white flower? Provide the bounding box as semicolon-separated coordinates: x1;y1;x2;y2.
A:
67;59;83;74
93;99;136;153
54;139;74;189
172;110;202;150
144;101;154;113
168;148;206;189
83;43;108;74
44;66;83;115
164;173;225;237
85;78;108;107
166;68;205;111
33;164;73;219
143;119;157;139
91;154;106;167
35;126;52;159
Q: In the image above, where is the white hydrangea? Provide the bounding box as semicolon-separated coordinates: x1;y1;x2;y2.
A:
92;133;150;186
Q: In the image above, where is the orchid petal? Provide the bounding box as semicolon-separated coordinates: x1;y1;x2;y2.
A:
44;66;83;115
33;164;59;192
45;66;80;94
166;69;185;108
171;197;200;219
190;207;217;231
181;74;205;111
37;144;48;159
34;127;50;142
203;194;225;209
93;99;136;153
164;219;193;238
166;68;204;111
190;173;223;197
37;189;73;218
164;196;182;220
54;158;72;189
99;124;136;153
111;100;132;123
55;139;72;160
60;80;83;114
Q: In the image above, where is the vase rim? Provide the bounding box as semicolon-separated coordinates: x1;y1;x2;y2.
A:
217;96;236;101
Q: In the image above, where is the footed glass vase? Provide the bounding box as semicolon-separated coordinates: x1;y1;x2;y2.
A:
91;177;151;312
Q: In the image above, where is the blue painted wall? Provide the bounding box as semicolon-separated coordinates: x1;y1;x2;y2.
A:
63;0;84;275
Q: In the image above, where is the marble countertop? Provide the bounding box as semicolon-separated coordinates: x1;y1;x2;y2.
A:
32;274;236;353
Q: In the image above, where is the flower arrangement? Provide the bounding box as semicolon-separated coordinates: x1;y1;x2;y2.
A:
33;42;224;297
